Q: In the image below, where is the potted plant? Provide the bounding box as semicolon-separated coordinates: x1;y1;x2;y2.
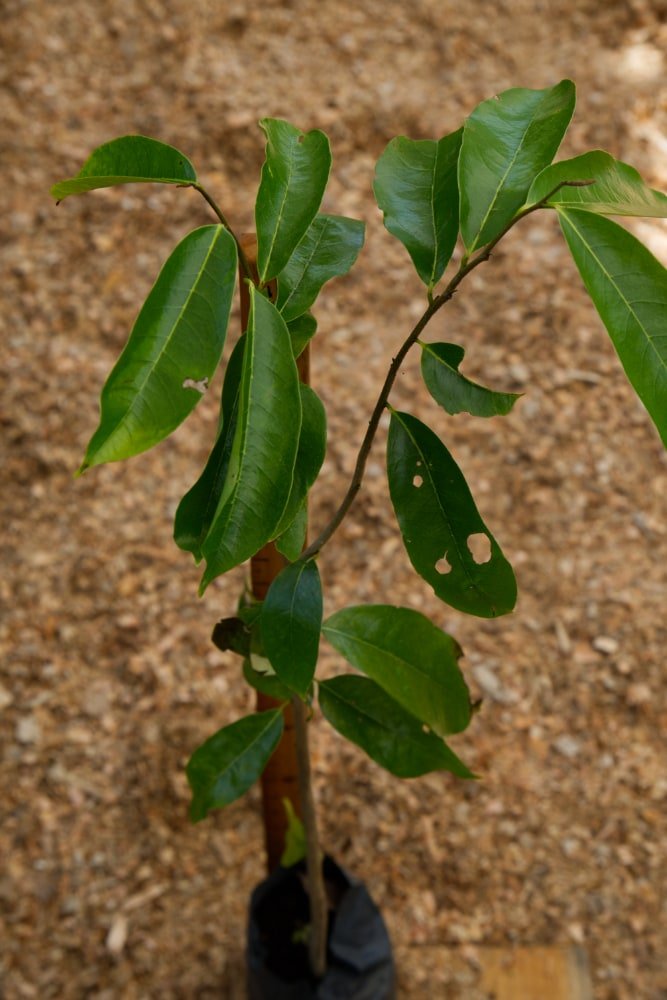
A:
51;80;666;996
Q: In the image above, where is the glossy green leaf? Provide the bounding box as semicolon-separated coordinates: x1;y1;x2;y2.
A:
387;410;517;617
276;214;365;322
261;560;322;697
287;313;317;358
187;709;283;822
272;384;326;540
80;225;236;472
200;287;302;590
242;659;293;702
323;605;470;736
255;119;332;284
420;341;521;417
373;130;462;288
559;209;667;446
174;335;245;560
275;500;308;561
319;676;474;779
51;135;196;201
525;150;667;216
459;80;575;253
280;799;307;867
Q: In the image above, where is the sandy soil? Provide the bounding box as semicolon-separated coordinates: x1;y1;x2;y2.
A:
2;0;666;997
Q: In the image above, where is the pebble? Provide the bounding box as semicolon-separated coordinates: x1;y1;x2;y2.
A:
16;715;41;745
0;684;13;710
626;683;652;707
592;636;620;655
471;665;518;705
106;913;129;956
553;735;582;759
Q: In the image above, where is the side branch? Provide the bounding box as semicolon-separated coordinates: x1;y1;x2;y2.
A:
192;183;254;282
301;179;592;560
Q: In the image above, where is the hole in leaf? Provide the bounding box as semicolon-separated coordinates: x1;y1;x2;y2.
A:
413;474;423;488
467;533;492;564
435;554;452;575
182;376;209;394
422;723;431;734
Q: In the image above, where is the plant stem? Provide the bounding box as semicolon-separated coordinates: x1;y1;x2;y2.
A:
292;696;328;979
301;180;593;561
192;183;254;282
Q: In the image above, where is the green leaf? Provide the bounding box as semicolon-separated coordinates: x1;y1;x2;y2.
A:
277;214;365;322
275;500;308;561
80;225;236;472
322;605;470;736
373;130;462;288
558;209;667;446
255;119;332;284
200;287;302;590
319;676;474;779
261;560;322;697
272;384;326;540
174;335;245;560
280;799;307;867
242;659;293;701
51;135;197;201
420;341;521;417
525;150;667;217
387;410;517;617
187;709;283;822
287;313;317;358
459;80;576;253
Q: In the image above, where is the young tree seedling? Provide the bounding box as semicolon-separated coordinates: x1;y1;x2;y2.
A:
52;80;667;980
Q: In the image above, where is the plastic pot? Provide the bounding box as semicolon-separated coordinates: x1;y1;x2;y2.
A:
246;855;395;999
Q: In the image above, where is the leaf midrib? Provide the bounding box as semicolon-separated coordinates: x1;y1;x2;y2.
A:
559;209;666;376
280;217;329;315
92;227;222;461
204;712;281;798
261;136;296;283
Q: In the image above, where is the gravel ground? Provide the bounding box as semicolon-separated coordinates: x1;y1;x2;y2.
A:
2;1;666;997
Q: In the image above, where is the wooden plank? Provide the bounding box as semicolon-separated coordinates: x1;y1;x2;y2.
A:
480;945;593;1000
394;944;594;998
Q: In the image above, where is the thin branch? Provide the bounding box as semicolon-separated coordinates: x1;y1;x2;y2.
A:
191;183;254;282
292;696;328;979
301;179;591;560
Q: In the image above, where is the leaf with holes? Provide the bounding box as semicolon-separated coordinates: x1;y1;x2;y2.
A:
387;410;516;617
174;335;245;560
277;214;365;322
322;605;471;736
187;709;284;822
459;80;575;253
199;287;302;590
319;676;474;779
80;225;236;472
559;209;667;446
255;119;331;284
261;560;322;697
420;341;521;417
374;129;462;289
525;150;667;217
51;135;197;201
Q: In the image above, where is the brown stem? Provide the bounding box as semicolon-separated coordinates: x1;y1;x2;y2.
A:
292;696;328;979
300;180;588;561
